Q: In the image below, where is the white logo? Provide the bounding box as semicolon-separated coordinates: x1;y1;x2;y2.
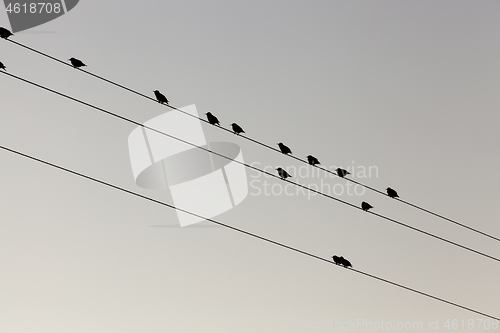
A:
128;105;248;227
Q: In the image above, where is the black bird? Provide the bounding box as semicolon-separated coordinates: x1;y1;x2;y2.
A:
361;201;373;211
386;187;399;198
307;155;320;166
0;61;6;71
336;168;350;178
276;167;291;180
277;142;292;155
332;255;343;265
332;255;352;268
0;27;13;39
69;57;86;68
339;256;352;268
231;123;245;135
205;112;220;126
153;90;169;105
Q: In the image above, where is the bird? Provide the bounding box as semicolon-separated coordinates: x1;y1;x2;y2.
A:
153;90;169;105
205;112;220;126
0;27;13;39
277;142;292;155
332;255;352;268
336;168;350;178
69;57;86;68
0;61;6;71
276;167;291;180
231;123;245;135
332;255;343;265
361;201;373;211
386;187;399;198
307;155;320;166
339;256;352;268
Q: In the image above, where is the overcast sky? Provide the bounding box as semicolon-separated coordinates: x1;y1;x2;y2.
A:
1;1;499;332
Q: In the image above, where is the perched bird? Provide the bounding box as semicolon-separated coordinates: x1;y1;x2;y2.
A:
307;155;320;166
336;168;350;178
69;57;86;68
332;255;342;265
277;142;292;155
0;61;6;71
361;201;373;211
339;256;352;268
205;112;220;126
276;167;291;180
386;187;399;198
153;90;169;105
332;255;352;268
231;123;245;135
0;27;13;39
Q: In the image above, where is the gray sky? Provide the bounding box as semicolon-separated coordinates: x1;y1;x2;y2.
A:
1;1;499;332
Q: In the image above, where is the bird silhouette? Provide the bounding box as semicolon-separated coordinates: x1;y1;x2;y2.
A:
231;123;245;135
153;90;169;105
276;167;291;180
339;256;352;268
277;142;292;155
332;255;342;265
336;168;350;178
307;155;320;166
386;187;399;198
361;201;373;211
332;255;352;268
0;27;13;39
0;61;6;71
69;57;86;68
205;112;220;126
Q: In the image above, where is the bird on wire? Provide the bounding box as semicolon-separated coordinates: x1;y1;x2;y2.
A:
361;201;373;212
307;155;320;166
336;168;350;178
277;142;292;155
153;90;169;105
205;112;220;126
339;256;352;268
69;57;86;68
387;187;399;198
0;61;6;71
332;255;352;268
0;27;13;39
231;123;245;135
276;167;291;180
332;255;342;265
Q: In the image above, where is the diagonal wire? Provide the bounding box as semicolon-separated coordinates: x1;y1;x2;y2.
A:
4;38;499;243
0;143;498;321
1;70;500;264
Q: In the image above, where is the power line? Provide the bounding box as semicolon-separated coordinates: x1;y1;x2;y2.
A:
0;143;498;321
4;38;499;243
2;70;500;265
